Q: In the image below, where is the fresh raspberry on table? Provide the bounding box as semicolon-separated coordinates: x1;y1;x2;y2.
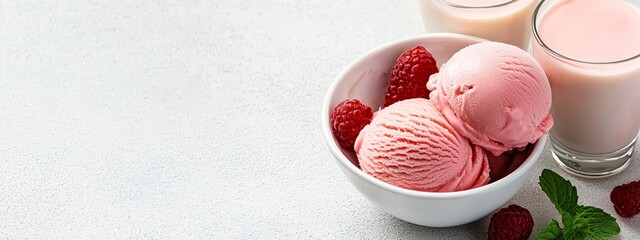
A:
488;204;534;240
383;45;438;107
610;180;640;217
330;99;373;149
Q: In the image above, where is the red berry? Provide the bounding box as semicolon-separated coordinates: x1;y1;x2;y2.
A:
330;99;374;149
383;46;438;107
487;151;514;182
488;204;534;240
610;180;640;217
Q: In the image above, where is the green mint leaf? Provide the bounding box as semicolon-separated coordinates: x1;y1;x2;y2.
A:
557;205;620;240
575;205;620;239
561;211;585;240
536;169;620;240
538;169;578;214
536;219;562;240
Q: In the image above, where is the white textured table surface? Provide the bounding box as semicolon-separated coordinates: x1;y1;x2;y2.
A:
0;0;639;239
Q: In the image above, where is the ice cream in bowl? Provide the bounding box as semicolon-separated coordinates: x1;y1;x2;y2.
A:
321;33;551;227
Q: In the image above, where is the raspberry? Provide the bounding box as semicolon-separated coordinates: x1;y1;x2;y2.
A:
487;151;514;182
330;99;373;149
488;204;534;240
383;46;438;107
610;180;640;217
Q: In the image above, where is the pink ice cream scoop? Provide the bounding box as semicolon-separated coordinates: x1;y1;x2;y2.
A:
354;99;490;192
428;42;553;156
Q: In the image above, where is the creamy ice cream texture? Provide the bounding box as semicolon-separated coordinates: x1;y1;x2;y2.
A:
355;99;490;192
428;42;553;156
353;42;552;192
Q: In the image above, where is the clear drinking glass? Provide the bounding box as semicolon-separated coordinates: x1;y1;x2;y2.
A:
415;0;539;50
531;0;640;178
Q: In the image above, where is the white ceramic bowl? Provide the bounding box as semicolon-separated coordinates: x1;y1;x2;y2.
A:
321;33;547;227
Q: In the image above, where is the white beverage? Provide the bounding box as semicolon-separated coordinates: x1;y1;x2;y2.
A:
416;0;538;50
532;0;640;177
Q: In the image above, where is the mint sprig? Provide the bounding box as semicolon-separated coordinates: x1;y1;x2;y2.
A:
575;206;620;238
538;168;578;214
538;219;562;240
536;169;620;240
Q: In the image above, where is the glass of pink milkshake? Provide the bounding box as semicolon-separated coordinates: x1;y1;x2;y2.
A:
415;0;539;50
532;0;640;178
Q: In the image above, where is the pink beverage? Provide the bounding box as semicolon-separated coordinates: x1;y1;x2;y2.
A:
416;0;538;50
532;0;640;177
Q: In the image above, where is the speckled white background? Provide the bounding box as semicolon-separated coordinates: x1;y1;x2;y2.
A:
0;0;638;239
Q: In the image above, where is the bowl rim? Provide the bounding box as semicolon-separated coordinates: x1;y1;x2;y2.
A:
321;33;547;200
